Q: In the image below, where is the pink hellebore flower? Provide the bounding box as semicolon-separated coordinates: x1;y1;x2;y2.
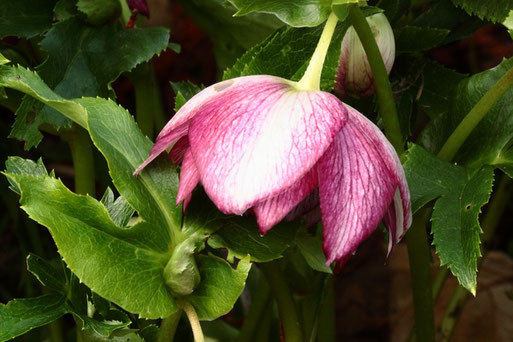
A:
126;0;149;17
335;13;395;98
135;75;412;264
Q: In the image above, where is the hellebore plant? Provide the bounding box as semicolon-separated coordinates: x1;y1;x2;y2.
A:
335;12;395;98
136;12;412;264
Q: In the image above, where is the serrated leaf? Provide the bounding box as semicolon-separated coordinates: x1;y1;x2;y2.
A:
10;17;169;148
494;143;513;178
403;144;494;292
100;188;135;228
187;255;251;320
5;156;49;194
26;253;66;292
0;0;57;39
5;171;177;319
0;294;68;342
231;0;331;27
170;81;202;112
223;21;349;92
419;57;513;170
77;0;121;26
395;26;450;52
452;0;513;23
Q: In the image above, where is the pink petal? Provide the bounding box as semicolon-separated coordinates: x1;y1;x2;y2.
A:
187;76;348;214
135;76;274;175
169;136;189;165
176;148;200;211
253;168;318;234
317;106;411;264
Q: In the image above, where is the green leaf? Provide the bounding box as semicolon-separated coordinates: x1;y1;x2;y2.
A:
5;171;177;319
0;53;9;65
395;26;450;52
10;17;169;148
494;142;513;178
180;0;283;70
0;0;57;39
207;218;297;263
231;0;331;27
100;188;135;228
0;294;68;342
187;255;251;320
403;144;495;292
452;0;513;23
223;21;349;92
419;57;513;170
170;81;202;112
295;228;331;274
77;0;121;26
26;253;67;292
5;156;49;194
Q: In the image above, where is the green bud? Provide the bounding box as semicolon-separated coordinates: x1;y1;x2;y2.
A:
163;236;203;296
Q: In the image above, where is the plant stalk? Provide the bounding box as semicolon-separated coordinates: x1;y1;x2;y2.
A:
237;275;272;342
259;261;304;342
437;65;513;161
297;12;339;91
157;310;182;342
405;208;435;342
347;4;404;153
179;300;204;342
63;127;96;196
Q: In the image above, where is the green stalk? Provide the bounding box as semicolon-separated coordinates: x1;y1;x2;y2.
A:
347;4;403;153
237;275;272;342
405;208;435;342
437;65;513;161
259;261;304;342
179;300;204;342
63;127;96;196
317;276;335;342
157;310;182;342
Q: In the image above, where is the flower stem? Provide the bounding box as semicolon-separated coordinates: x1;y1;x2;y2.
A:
438;64;513;161
259;261;304;342
297;12;339;91
157;310;182;342
62;127;96;196
237;275;272;342
347;4;403;154
405;208;435;342
178;300;204;342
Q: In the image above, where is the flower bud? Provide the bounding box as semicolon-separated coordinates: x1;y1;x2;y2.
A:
335;13;395;98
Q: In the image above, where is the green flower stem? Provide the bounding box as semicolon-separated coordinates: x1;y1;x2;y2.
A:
178;300;204;342
347;4;403;154
405;208;435;342
157;310;182;342
62;127;96;196
432;266;449;300
259;261;304;342
254;303;273;342
438;174;512;341
237;275;272;342
130;62;163;139
437;65;513;162
297;12;339;91
317;275;336;342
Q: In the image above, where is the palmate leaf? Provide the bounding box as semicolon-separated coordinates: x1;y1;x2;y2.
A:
451;0;513;23
403;144;494;293
231;0;332;27
10;17;170;149
419;57;513;173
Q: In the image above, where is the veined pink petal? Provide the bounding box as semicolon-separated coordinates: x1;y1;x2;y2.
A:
169;136;189;165
253;168;318;234
176;149;200;210
317;106;411;264
134;76;276;175
187;76;347;215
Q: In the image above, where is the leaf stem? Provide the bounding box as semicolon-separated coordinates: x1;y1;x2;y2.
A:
297;12;339;91
237;275;272;342
437;64;513;161
157;310;182;342
347;4;403;153
178;300;204;342
405;208;435;342
62;126;96;196
259;261;304;342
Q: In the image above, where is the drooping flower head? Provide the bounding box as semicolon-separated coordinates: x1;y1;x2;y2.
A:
135;13;411;264
335;13;395;98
